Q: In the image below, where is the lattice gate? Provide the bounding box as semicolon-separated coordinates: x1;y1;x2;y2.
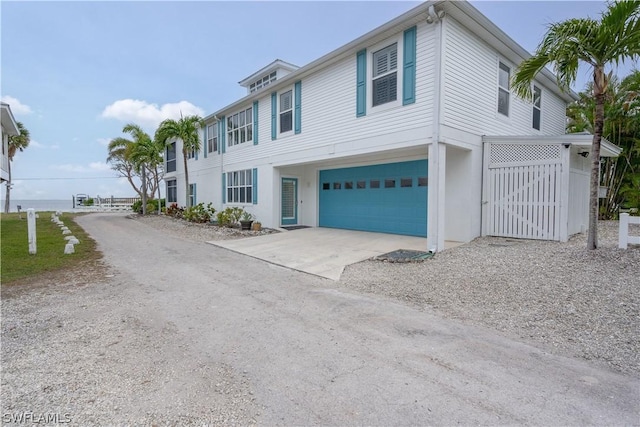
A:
485;143;563;240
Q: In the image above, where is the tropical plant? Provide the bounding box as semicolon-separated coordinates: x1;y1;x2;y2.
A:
3;122;30;213
182;202;216;223
165;203;184;218
123;123;163;215
568;71;640;219
154;114;204;207
107;126;163;208
513;0;640;249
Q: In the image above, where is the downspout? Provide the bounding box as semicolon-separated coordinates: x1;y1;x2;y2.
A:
427;4;445;252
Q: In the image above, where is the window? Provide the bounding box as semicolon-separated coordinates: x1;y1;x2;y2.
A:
322;183;330;190
249;71;277;93
357;181;366;189
370;180;380;189
498;62;510;116
280;90;293;133
166;142;176;173
418;177;428;187
187;146;196;159
226;169;253;204
333;182;341;190
207;123;218;153
227;107;253;147
166;179;177;203
385;179;396;188
533;85;542;130
401;178;412;187
189;183;196;206
372;43;398;107
345;181;353;190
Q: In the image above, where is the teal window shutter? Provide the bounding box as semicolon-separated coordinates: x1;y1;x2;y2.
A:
222;173;226;204
252;168;258;204
271;92;277;140
195;143;198;160
193;183;197;205
203;125;207;158
253;101;259;145
356;49;367;117
221;116;226;154
403;26;417;105
294;81;302;134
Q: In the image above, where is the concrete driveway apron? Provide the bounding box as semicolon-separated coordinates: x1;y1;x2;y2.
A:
208;227;433;280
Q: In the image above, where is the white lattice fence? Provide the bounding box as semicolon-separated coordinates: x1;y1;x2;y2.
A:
487;143;563;240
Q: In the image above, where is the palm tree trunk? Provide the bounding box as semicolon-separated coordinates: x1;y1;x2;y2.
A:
4;160;11;214
587;72;606;250
155;165;162;214
141;165;148;215
183;148;190;207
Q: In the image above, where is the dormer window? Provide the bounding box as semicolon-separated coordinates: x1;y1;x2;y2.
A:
249;71;277;93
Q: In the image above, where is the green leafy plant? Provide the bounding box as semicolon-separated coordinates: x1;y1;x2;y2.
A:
83;198;94;206
216;209;232;227
183;202;216;223
240;211;254;221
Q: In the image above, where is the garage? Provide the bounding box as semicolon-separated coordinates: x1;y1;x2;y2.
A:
319;160;428;236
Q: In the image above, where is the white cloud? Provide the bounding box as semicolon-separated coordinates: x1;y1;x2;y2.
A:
97;138;111;147
30;139;45;148
52;162;112;173
89;162;111;172
101;99;205;129
0;95;33;115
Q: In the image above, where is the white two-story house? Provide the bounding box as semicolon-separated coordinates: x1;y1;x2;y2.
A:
1;102;19;183
164;0;620;251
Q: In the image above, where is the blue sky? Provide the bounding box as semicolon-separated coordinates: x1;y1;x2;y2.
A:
2;1;636;200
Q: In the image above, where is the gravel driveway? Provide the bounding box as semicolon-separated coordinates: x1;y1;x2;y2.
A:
1;213;638;425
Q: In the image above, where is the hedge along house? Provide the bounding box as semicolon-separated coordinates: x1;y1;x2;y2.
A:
163;0;620;252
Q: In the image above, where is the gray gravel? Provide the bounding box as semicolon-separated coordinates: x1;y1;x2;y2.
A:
2;214;638;425
132;215;639;375
340;221;640;376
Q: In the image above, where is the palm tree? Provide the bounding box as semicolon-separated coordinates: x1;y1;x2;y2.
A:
154;114;204;207
513;0;640;250
4;122;30;213
107;126;163;211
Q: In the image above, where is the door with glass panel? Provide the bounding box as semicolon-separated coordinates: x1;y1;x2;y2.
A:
281;178;298;225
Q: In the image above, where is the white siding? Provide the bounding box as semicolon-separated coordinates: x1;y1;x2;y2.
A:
224;21;436;169
442;17;567;136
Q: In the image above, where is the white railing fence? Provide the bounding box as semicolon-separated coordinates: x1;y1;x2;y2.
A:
618;213;640;249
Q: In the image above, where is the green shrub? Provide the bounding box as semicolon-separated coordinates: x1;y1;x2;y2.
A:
183;202;216;223
132;200;142;213
83;198;94;206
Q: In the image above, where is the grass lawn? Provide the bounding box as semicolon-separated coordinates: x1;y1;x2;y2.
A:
1;212;100;284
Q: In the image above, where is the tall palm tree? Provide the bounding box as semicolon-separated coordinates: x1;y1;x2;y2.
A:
122;123;161;215
107;126;162;210
154;114;204;207
513;0;640;250
4;122;30;213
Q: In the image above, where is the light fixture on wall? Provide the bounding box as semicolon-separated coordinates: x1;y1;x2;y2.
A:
578;151;589;158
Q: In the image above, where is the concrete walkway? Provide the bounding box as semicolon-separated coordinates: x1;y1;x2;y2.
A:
208;227;459;280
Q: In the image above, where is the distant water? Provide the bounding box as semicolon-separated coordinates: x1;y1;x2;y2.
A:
1;199;76;213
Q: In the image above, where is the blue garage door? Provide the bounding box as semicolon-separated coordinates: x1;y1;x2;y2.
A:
319;160;428;237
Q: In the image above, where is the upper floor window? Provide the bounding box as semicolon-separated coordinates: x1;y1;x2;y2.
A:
280;90;293;133
166;142;176;172
187;147;196;159
532;85;542;130
498;61;510;116
249;71;277;93
227;106;253;147
207;123;218;153
372;43;398;107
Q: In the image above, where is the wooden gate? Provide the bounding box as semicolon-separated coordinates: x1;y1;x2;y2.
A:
486;143;563;240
